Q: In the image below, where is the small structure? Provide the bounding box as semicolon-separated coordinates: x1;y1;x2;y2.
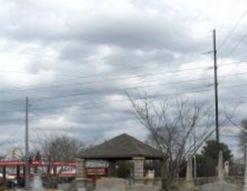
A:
77;133;163;185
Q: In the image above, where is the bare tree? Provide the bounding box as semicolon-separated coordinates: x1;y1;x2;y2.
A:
42;135;84;162
239;119;247;150
36;134;84;181
128;95;212;191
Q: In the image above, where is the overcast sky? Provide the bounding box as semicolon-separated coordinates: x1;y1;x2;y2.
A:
0;0;247;156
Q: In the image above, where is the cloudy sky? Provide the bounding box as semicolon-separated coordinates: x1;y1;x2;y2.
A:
0;0;247;156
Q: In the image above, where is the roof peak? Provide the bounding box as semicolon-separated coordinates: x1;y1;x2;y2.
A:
81;133;163;160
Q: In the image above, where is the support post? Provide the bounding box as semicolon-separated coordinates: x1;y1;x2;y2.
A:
76;158;86;190
17;166;20;184
133;157;145;184
54;166;57;176
2;166;6;184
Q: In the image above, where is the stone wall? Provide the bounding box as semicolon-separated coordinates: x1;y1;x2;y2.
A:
95;177;126;191
126;184;160;191
94;177;160;191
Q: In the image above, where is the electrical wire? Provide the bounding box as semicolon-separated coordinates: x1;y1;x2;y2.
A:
219;10;247;49
0;65;213;94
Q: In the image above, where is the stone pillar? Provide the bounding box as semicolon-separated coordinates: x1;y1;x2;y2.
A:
76;158;87;190
218;150;224;181
76;158;86;178
133;157;145;184
185;155;194;189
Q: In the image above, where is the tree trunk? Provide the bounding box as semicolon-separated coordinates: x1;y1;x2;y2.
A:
161;178;172;191
161;159;172;191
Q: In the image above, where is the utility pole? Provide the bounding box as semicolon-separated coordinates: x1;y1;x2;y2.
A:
193;130;197;178
213;29;220;146
244;143;247;170
25;97;29;190
244;143;247;190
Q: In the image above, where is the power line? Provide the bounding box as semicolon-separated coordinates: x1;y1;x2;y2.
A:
218;60;247;67
1;70;247;112
0;73;212;94
0;60;245;102
219;9;247;49
0;82;213;105
28;82;247;112
1;71;247;110
0;82;214;113
0;84;215;112
0;65;213;94
223;30;247;59
217;10;247;83
0;62;245;97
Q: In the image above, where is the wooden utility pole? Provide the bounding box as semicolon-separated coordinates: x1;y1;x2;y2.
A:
244;143;247;170
25;97;29;190
193;130;197;178
213;29;220;146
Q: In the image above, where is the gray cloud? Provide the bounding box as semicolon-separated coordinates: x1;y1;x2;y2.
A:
0;0;246;155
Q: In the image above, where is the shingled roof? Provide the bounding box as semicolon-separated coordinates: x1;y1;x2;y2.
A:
81;133;163;160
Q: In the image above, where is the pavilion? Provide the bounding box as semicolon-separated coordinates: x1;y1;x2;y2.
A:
76;133;163;183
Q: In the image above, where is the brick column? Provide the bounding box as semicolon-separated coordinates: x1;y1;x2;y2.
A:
76;158;86;178
76;158;87;190
133;157;145;184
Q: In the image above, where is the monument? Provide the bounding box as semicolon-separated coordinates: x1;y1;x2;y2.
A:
218;150;224;181
185;154;195;190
